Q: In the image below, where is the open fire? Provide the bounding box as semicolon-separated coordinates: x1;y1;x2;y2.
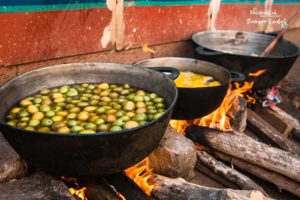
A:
65;69;267;199
123;69;268;197
124;158;154;196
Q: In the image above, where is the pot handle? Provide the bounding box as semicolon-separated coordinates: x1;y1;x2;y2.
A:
195;46;224;56
148;67;180;80
230;71;246;82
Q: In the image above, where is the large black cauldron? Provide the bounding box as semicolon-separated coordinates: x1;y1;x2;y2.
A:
193;30;300;89
0;63;178;177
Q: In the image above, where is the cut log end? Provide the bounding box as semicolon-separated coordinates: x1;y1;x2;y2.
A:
149;126;197;180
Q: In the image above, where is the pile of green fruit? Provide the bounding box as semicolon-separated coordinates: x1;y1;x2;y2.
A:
5;83;166;134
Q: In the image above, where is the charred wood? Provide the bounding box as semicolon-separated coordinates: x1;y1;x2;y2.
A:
105;172;151;200
81;178;120;200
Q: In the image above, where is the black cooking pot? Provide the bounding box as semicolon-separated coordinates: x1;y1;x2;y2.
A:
192;30;300;90
134;57;244;120
0;63;178;177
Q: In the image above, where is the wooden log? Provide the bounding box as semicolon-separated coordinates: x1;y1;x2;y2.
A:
196;150;268;196
191;167;227;189
0;133;28;182
254;105;294;138
148;126;196;180
215;151;300;197
0;171;75;200
271;106;300;140
230;96;248;132
105;172;151;200
247;108;300;155
81;178;120;200
185;125;300;183
195;163;239;189
151;174;273;200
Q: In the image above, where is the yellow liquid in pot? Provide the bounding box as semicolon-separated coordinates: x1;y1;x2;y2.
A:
174;71;221;88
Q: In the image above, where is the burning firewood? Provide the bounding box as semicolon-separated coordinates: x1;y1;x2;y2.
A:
215;151;300;197
151;174;273;200
106;172;151;200
81;178;121;200
230;96;248;132
186;126;300;183
148;126;197;180
247;108;300;155
0;133;28;182
195;150;268;196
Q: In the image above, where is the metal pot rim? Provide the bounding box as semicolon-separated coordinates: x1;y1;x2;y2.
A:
134;57;232;88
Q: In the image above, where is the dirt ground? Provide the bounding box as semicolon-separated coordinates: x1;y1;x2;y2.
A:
278;28;300;121
285;28;300;84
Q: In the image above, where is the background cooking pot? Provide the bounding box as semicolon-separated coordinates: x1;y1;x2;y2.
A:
134;57;244;120
0;63;178;177
192;30;300;90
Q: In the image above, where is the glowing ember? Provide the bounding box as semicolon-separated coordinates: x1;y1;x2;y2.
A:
124;158;154;196
69;187;87;200
170;69;267;133
61;177;88;200
195;143;208;151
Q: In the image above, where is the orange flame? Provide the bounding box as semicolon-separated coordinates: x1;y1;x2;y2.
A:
122;69;267;197
124;158;154;196
69;187;87;200
249;69;267;77
169;120;191;134
117;192;126;200
170;69;267;133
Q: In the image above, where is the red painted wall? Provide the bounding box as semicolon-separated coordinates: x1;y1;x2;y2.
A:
123;5;209;49
0;8;112;66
